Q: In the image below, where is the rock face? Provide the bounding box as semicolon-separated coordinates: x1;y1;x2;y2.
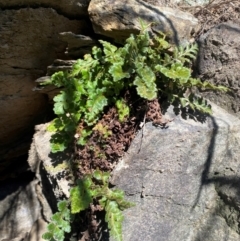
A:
111;103;240;240
28;123;73;212
0;179;42;240
0;0;90;18
197;21;240;117
0;7;87;174
88;0;198;44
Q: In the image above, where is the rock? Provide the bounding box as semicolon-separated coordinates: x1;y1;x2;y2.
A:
111;103;240;240
28;123;74;214
25;218;48;241
88;0;198;44
0;0;90;18
46;59;76;76
0;179;41;240
59;32;98;58
0;7;87;177
197;21;240;117
34;76;61;104
144;0;210;7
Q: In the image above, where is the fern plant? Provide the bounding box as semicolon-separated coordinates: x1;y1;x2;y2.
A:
70;170;134;241
42;200;71;241
43;25;227;153
43;170;134;241
41;21;229;241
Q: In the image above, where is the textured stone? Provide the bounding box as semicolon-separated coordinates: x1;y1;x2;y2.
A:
0;0;90;18
0;7;86;174
0;179;41;240
25;218;48;241
59;32;98;58
197;21;240;117
88;0;198;44
111;103;240;240
28;123;73;214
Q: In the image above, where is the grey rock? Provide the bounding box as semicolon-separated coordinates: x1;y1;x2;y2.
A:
111;103;240;240
28;123;74;217
145;0;210;6
197;20;240;118
88;0;199;44
0;180;41;240
25;218;48;241
59;32;98;58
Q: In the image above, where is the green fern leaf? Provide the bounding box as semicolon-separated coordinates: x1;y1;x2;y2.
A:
53;228;64;241
52;213;62;224
70;178;93;213
50;141;67;153
85;94;108;125
109;63;130;82
50;71;67;87
42;232;53;240
134;76;157;100
53;102;65;115
47;119;64;132
156;63;190;81
105;200;124;241
99;40;118;56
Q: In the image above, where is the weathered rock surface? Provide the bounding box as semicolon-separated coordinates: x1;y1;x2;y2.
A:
88;0;198;44
28;123;73;213
197;20;240;117
0;0;90;18
59;32;98;58
0;7;87;175
111;103;240;240
0;179;42;240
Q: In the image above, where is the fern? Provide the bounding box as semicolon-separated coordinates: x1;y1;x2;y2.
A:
41;20;229;241
43;25;228;153
42;200;71;241
69;170;134;241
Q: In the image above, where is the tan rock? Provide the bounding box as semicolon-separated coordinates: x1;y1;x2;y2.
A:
88;0;198;44
0;7;87;171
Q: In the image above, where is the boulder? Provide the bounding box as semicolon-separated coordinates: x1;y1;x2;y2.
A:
88;0;198;44
111;103;240;240
27;103;240;240
0;0;90;18
197;20;240;117
0;7;87;177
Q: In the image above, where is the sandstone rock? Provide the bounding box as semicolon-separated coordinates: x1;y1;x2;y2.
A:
88;0;198;44
0;7;87;176
0;0;90;18
197;21;240;117
59;32;98;58
111;103;240;240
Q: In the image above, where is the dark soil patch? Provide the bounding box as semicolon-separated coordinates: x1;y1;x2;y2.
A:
74;90;167;178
